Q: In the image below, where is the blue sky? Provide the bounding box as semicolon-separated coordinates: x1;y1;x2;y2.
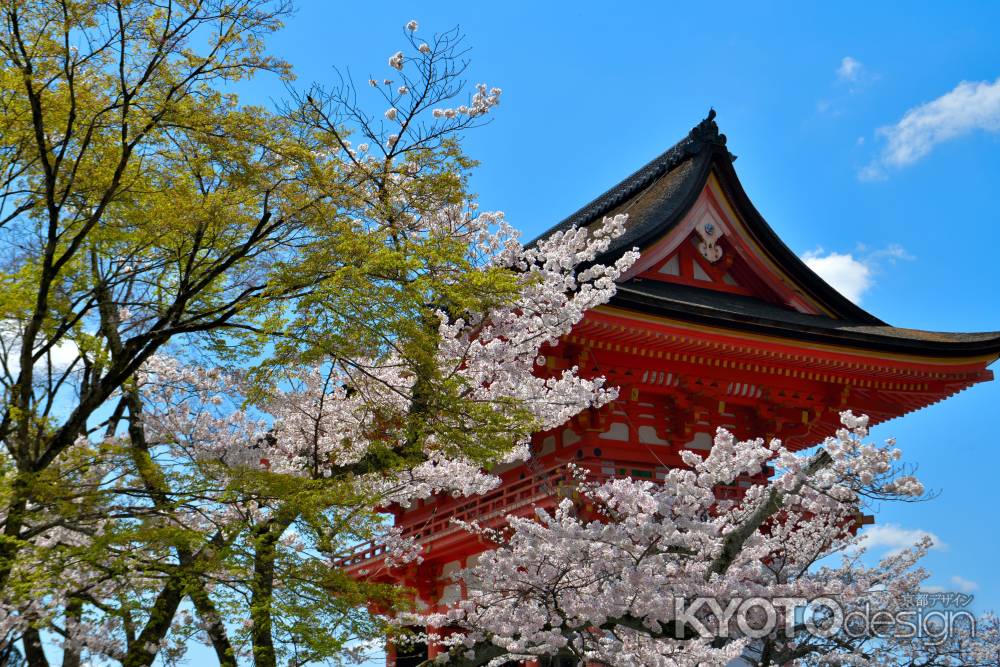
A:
210;0;1000;658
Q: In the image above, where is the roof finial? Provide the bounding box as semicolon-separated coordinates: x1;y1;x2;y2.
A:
689;108;723;147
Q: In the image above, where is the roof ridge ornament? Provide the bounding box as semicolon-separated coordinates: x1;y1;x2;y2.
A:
695;216;724;263
684;108;735;161
691;108;724;141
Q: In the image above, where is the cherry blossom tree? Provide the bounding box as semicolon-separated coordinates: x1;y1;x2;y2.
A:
407;414;998;667
104;205;636;666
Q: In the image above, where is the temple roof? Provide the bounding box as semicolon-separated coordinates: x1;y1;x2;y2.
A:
612;281;1000;358
533;111;1000;359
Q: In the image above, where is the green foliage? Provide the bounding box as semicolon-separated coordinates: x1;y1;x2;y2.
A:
0;1;529;664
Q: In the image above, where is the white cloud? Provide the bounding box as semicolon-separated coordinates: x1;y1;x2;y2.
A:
837;56;864;83
950;575;979;593
861;76;1000;179
858;524;945;557
818;57;876;116
0;321;81;375
801;244;913;304
866;243;914;263
857;163;888;182
801;250;873;304
40;338;80;368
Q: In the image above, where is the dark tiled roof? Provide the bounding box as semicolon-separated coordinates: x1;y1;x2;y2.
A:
529;111;731;256
613;280;1000;357
531;111;885;324
532;111;1000;358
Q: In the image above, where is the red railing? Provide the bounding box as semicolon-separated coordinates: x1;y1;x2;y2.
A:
337;463;574;570
337;459;755;572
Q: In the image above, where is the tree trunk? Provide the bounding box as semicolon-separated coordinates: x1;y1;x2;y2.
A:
250;511;296;667
189;580;237;667
61;598;82;667
21;627;47;667
0;475;31;593
119;572;185;667
251;524;280;667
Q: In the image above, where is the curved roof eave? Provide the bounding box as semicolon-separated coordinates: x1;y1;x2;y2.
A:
529;111;1000;359
609;282;1000;360
708;154;884;325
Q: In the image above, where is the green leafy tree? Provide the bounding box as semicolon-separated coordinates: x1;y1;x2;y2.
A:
0;3;624;666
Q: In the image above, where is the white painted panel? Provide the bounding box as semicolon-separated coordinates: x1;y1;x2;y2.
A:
684;431;713;451
638;425;670;445
599;422;629;441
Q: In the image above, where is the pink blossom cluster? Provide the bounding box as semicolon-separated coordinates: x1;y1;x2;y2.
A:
405;414;985;665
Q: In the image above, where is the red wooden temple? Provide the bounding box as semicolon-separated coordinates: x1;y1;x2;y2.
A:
342;113;1000;666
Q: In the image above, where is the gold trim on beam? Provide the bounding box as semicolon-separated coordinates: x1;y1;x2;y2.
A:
591;305;999;368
